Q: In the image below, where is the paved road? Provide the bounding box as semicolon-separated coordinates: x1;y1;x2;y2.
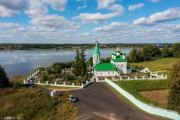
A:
59;83;160;120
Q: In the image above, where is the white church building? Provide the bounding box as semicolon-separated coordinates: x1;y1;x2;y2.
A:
92;41;131;77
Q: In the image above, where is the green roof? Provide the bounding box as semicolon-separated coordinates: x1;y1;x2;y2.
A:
94;63;116;71
93;42;100;56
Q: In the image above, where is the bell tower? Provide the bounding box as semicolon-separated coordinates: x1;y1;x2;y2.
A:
93;41;100;67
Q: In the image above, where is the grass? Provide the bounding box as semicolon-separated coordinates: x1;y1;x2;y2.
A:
0;87;77;120
130;58;180;71
114;80;168;108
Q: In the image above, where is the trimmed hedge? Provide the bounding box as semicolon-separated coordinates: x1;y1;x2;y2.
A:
115;80;168;91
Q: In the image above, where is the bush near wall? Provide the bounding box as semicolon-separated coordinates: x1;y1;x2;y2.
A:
115;80;168;107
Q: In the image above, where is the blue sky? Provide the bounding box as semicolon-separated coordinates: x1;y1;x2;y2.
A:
0;0;179;43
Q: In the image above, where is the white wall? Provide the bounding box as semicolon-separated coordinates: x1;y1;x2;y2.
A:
93;55;100;66
94;70;118;77
114;62;127;74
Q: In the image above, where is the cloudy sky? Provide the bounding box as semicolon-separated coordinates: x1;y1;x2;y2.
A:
0;0;179;43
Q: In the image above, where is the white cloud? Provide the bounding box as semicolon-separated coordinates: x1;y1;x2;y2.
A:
93;22;133;32
43;0;67;11
98;0;115;9
0;0;28;17
134;8;180;25
149;0;161;3
128;3;144;11
93;22;180;43
0;22;179;43
77;5;87;10
73;4;124;24
25;0;48;18
30;15;80;29
25;0;79;30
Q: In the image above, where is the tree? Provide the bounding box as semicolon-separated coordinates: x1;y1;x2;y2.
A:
142;44;161;61
79;48;86;76
171;43;180;58
0;65;9;88
73;49;81;76
87;57;93;67
127;47;140;62
161;45;171;58
168;61;180;113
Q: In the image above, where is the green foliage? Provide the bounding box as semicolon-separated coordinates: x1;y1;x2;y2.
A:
171;42;180;58
127;45;161;63
115;80;168;106
161;45;172;58
80;48;87;76
142;44;161;61
73;48;87;77
0;65;9;88
87;57;93;67
0;88;77;120
127;47;140;63
168;61;180;113
73;49;81;76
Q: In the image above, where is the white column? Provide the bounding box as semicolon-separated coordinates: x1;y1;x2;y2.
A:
63;82;65;86
46;81;49;85
24;80;26;84
165;75;167;79
143;76;145;80
128;76;130;80
72;83;74;86
55;81;57;85
38;81;40;84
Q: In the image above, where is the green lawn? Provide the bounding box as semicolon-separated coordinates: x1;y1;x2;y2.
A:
114;80;168;108
130;58;180;71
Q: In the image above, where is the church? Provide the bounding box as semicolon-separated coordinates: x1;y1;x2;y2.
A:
92;41;131;77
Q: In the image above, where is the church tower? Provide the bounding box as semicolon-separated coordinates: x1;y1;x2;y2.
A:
93;41;100;67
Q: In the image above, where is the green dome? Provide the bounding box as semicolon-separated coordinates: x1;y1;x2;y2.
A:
93;42;100;56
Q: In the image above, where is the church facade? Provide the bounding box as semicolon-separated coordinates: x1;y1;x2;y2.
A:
92;42;131;77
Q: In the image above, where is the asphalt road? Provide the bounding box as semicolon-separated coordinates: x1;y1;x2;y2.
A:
59;82;160;120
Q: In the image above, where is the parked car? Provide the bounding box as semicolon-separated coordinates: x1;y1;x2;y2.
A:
61;94;79;103
68;96;79;103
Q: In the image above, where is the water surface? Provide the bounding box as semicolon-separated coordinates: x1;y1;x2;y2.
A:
0;48;131;78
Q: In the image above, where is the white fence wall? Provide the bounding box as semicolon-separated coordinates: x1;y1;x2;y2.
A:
105;78;180;120
114;75;167;81
35;79;94;88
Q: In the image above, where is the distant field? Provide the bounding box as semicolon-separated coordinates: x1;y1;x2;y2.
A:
130;58;180;71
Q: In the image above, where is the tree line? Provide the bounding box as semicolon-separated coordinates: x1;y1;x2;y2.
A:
127;42;180;63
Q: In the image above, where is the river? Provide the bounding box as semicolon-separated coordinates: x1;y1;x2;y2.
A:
0;48;131;79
